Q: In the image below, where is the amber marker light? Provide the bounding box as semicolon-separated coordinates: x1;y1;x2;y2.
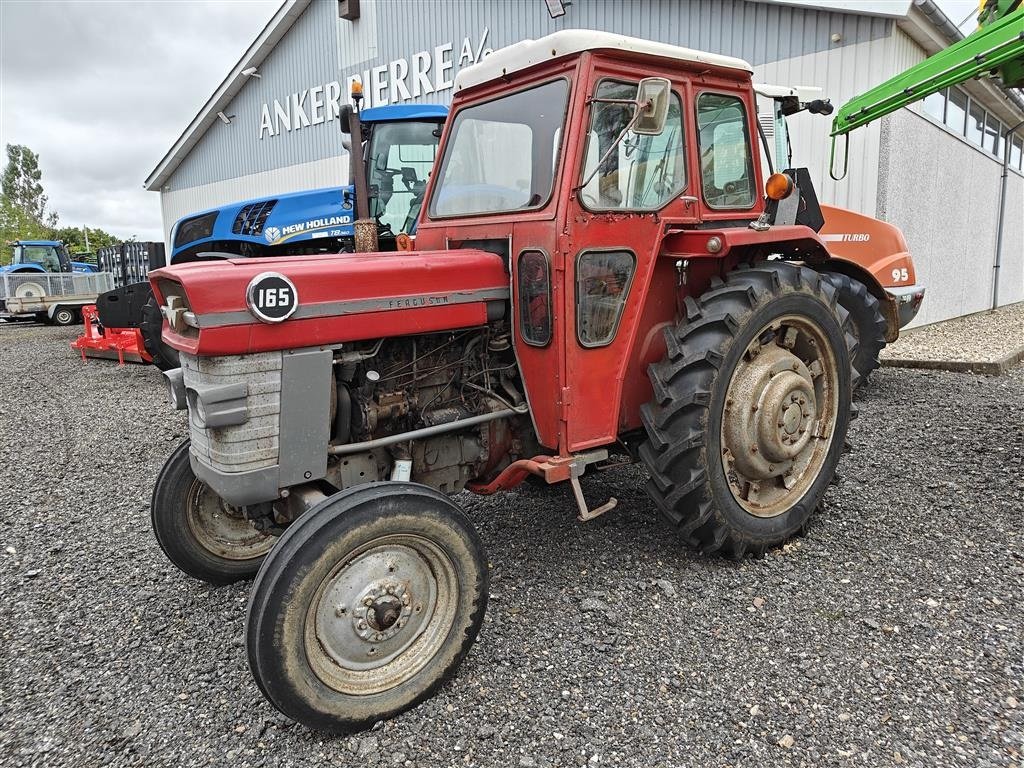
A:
350;79;364;100
396;233;413;251
765;172;794;201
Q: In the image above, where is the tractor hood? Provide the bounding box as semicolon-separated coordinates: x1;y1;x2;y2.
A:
149;249;510;357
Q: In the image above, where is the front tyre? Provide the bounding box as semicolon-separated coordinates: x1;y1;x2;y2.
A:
140;294;180;371
246;483;488;733
640;263;854;558
151;440;275;584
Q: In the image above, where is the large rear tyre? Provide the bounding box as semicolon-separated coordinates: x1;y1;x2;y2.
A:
246;482;488;733
640;263;855;558
822;272;887;384
140;294;180;371
151;440;275;584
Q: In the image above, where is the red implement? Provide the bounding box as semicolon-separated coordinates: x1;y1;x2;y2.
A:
70;305;152;365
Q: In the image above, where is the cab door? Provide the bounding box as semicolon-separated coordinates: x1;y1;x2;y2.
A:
561;71;698;451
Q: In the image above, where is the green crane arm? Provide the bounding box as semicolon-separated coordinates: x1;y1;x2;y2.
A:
831;7;1024;138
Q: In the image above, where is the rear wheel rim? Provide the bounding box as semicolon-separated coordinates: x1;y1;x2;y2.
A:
304;534;458;696
184;479;274;560
720;314;840;518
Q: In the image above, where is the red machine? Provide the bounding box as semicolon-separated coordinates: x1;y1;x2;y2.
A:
70;305;151;365
144;31;906;732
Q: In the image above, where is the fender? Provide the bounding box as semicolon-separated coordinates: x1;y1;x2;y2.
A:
662;224;832;264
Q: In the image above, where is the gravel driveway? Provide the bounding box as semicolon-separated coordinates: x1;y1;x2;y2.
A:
1;324;1021;768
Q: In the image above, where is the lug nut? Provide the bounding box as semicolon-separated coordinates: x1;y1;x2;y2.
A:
363;597;373;607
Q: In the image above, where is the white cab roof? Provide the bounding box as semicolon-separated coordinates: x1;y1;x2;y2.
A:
455;30;753;93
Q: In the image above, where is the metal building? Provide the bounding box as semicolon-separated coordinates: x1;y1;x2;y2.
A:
145;0;1023;326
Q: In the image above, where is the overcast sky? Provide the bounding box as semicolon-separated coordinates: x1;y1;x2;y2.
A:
0;0;979;243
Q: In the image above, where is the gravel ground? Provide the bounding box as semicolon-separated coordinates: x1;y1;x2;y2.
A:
1;324;1022;768
882;301;1024;371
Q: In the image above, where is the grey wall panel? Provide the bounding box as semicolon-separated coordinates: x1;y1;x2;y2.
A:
166;0;892;192
879;108;1023;326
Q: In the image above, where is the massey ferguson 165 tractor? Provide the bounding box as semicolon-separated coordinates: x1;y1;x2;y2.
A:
147;31;916;732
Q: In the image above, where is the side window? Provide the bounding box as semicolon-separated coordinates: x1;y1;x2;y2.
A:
517;250;552;346
576;250;636;347
580;80;686;210
696;93;756;209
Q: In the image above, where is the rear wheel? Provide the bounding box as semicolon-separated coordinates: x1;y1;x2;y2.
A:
51;307;77;326
640;262;855;557
822;272;886;383
246;482;488;733
151;440;275;584
140;294;180;371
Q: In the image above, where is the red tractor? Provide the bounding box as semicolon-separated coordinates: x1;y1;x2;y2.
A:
147;31;907;732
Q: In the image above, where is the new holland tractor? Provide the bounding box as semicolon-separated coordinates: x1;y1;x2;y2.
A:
99;104;448;370
147;31;921;732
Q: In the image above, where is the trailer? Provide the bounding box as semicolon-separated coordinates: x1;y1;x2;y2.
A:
0;271;115;325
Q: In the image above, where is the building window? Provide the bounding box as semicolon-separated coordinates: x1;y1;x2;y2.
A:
1011;135;1023;171
923;89;946;122
985;113;1002;156
946;88;968;134
967;101;986;147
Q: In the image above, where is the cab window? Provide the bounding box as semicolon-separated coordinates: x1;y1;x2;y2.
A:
580;80;686;211
696;93;756;209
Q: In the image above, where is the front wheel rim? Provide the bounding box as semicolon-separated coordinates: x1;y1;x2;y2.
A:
184;479;274;560
304;534;458;696
720;314;840;518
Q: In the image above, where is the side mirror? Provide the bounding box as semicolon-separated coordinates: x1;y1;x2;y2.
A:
634;77;671;135
339;105;353;134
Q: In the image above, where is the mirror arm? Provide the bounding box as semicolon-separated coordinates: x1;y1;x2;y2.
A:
575;104;648;192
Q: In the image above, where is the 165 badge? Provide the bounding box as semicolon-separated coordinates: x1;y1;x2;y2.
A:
246;272;298;323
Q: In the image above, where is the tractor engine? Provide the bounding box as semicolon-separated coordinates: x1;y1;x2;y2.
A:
328;324;531;493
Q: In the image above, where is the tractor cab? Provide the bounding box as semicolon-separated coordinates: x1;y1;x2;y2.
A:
4;240;74;273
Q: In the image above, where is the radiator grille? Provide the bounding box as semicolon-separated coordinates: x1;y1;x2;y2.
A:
181;351;282;473
232;200;278;237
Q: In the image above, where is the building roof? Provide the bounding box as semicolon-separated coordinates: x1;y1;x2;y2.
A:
454;30;753;93
145;0;1023;193
144;0;312;191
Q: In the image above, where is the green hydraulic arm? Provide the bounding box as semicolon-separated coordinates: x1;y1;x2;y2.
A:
829;2;1024;178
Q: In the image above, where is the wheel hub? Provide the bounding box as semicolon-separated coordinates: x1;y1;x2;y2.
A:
720;316;839;518
351;582;414;642
314;544;437;674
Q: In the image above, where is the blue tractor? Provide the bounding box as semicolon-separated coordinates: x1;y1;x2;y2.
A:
100;104;448;369
169;104;448;262
2;240;97;275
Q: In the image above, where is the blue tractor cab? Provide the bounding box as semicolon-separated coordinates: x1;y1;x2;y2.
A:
170;104;448;263
2;240;97;274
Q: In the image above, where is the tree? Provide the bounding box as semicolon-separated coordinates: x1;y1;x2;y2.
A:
2;144;51;223
54;225;119;253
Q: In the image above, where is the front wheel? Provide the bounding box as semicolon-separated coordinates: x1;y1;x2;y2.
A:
151;440;275;584
640;263;855;557
246;482;488;733
140;294;180;371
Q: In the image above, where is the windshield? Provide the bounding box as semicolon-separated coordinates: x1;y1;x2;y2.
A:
428;79;569;218
367;119;443;236
14;245;63;271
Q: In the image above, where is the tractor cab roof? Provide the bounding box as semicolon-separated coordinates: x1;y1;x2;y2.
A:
13;240;62;247
454;29;753;93
359;104;449;122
